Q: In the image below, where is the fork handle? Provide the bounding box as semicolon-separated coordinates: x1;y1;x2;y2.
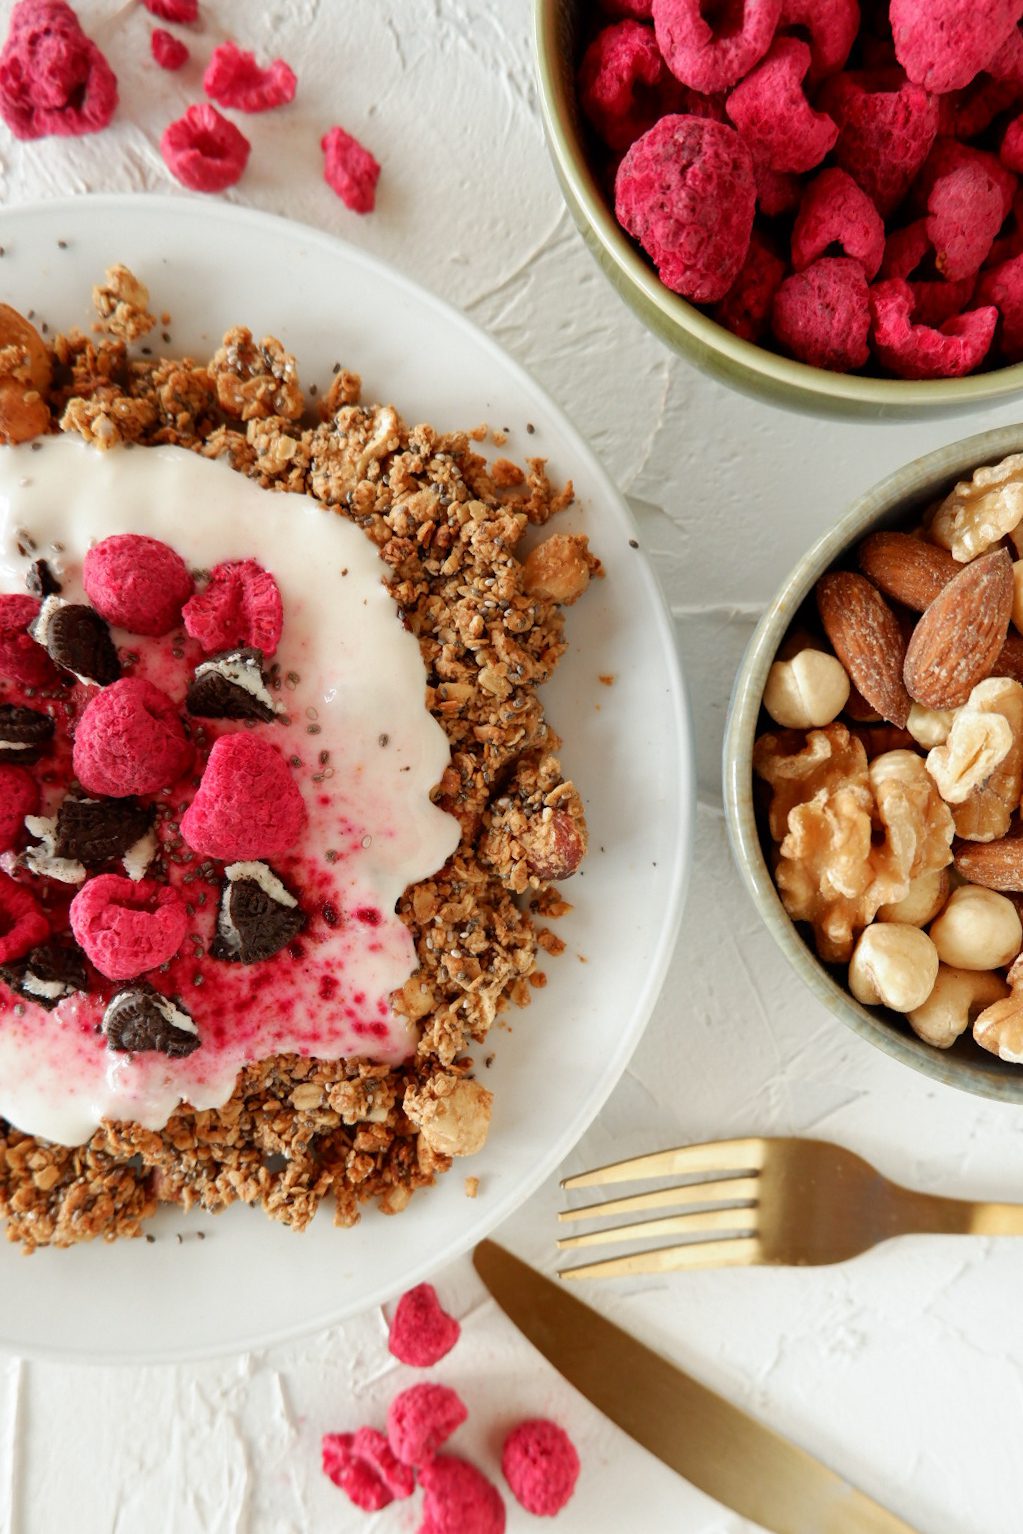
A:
961;1202;1023;1237
900;1192;1023;1237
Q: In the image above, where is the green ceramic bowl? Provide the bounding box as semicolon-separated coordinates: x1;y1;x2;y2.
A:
534;0;1023;421
724;425;1023;1102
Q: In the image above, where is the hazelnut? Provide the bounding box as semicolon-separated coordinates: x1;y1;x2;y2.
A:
762;649;850;730
848;923;939;1013
907;703;956;749
908;965;1011;1049
929;885;1023;970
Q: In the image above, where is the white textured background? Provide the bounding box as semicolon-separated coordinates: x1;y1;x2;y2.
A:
5;2;1023;1530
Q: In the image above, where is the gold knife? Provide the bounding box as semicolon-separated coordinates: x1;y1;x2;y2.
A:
473;1242;920;1534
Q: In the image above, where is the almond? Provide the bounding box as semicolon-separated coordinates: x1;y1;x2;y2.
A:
995;629;1023;686
816;571;911;727
954;826;1023;891
903;548;1013;709
858;532;959;612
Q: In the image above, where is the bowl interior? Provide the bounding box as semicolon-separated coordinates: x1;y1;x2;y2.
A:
533;0;1023;420
724;423;1023;1103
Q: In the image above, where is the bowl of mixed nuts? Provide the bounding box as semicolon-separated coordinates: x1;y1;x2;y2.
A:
724;424;1023;1100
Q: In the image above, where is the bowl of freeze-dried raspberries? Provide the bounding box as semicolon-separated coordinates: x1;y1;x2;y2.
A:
535;0;1023;417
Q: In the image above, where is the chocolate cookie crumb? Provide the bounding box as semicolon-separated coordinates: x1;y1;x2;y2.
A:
0;704;54;765
185;647;278;722
26;559;61;598
103;984;200;1058
30;598;120;686
211;861;305;964
56;796;155;867
0;940;88;1011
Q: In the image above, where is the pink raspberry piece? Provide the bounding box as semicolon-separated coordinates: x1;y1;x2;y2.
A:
891;0;1023;94
577;21;683;152
70;875;187;981
0;594;56;688
916;140;1016;224
72;678;192;799
726;39;837;175
879;220;976;328
926;162;1005;282
350;1428;415;1500
601;0;653;15
772;257;871;372
387;1384;468;1468
977;253;1023;360
989;26;1023;84
321;1433;394;1513
939;75;1021;140
84;533;194;637
141;0;198;20
821;71;938;218
161;103;250;193
791;168;885;280
0;872;48;965
0;767;38;854
0;0;118;141
501;1419;581;1518
321;125;380;214
388;1283;461;1367
754;162;800;215
614;113;756;302
777;0;858;79
151;28;188;70
652;0;781;92
181;734;307;862
1004;115;1023;174
183;559;282;657
870;278;997;379
419;1456;505;1534
712;231;786;341
203;41;296;113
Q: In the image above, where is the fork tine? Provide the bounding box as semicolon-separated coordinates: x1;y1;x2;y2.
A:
559;1236;761;1281
558;1174;760;1222
557;1205;758;1250
561;1137;766;1190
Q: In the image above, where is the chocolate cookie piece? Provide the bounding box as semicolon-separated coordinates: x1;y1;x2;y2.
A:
103;983;199;1057
0;939;88;1010
26;559;61;599
56;796;155;867
211;860;305;964
185;647;278;722
30;597;120;686
0;703;54;765
22;814;87;885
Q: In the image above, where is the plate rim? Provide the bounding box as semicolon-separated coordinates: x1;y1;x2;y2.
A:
0;193;694;1364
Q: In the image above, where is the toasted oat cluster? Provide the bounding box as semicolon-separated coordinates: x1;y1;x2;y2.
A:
755;450;1023;1063
0;268;600;1251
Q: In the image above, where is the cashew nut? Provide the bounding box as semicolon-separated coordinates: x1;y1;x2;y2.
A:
929;885;1023;970
877;868;950;927
907;965;1011;1049
848;923;939;1013
762;649;850;730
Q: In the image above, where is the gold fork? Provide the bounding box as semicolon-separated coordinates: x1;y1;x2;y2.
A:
557;1136;1023;1281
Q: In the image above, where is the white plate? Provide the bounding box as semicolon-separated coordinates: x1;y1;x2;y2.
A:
0;195;693;1363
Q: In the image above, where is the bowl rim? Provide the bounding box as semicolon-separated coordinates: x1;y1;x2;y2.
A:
723;423;1023;1103
533;0;1023;412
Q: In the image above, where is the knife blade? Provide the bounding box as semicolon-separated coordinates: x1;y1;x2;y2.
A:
473;1241;919;1534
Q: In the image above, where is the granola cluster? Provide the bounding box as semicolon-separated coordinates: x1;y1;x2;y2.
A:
0;268;599;1250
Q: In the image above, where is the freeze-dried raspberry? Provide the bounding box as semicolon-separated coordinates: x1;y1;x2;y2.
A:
350;1429;415;1501
321;125;380;213
203;41;296;113
977;253;1023;359
652;0;781;92
388;1283;461;1367
321;1434;395;1514
915;140;1016;223
0;766;38;853
0;594;56;687
151;28;188;71
161;103;251;193
601;0;653;14
926;162;1005;281
726;39;837;175
419;1457;506;1534
821;71;938;217
870;278;997;379
73;679;192;798
84;532;194;637
1003;114;1023;174
771;257;871;371
791;169;885;280
387;1384;468;1468
502;1420;581;1519
989;25;1023;83
141;0;197;20
577;21;683;152
183;559;282;656
891;0;1023;94
614;114;756;302
754;162;800;215
70;875;187;981
0;0;118;141
940;74;1020;140
181;734;307;862
0;873;48;965
777;0;857;79
712;231;786;341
